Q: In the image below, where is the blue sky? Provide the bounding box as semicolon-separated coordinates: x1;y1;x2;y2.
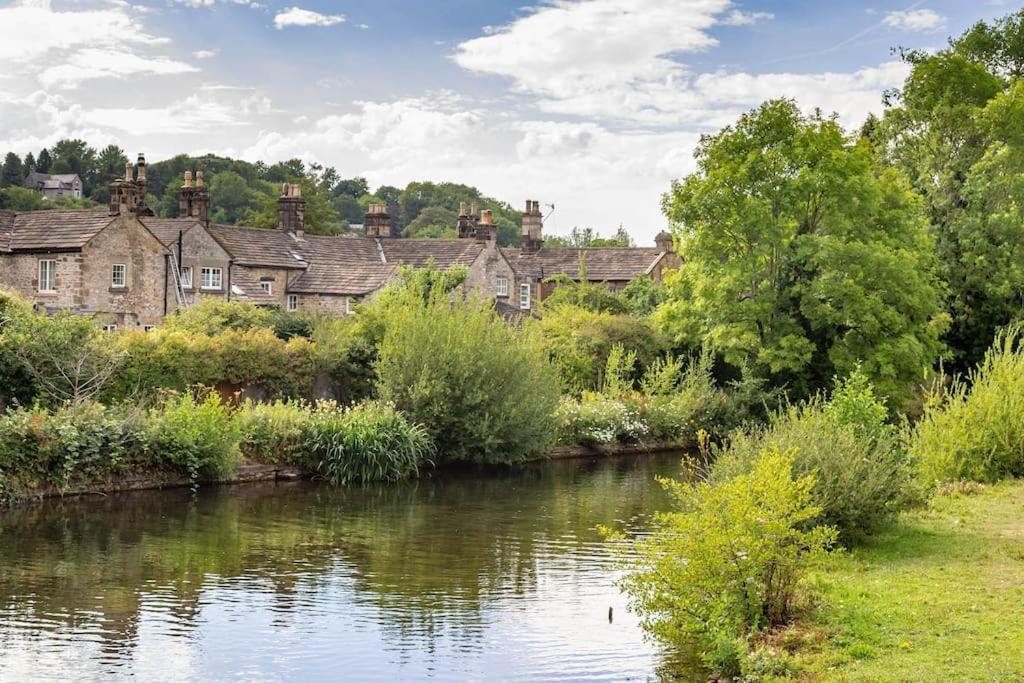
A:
0;0;1017;241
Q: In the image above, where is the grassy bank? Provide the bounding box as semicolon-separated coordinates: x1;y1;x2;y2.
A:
792;481;1024;681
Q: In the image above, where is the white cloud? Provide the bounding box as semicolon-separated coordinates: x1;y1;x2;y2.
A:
193;49;219;59
454;0;904;128
273;7;345;29
721;9;774;26
0;0;165;63
39;49;198;89
882;9;946;32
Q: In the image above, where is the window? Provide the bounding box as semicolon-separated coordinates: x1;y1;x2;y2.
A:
346;297;354;315
111;264;126;288
519;283;531;310
496;277;508;297
180;266;193;289
287;294;298;312
201;267;223;290
102;324;117;333
143;325;155;333
38;260;56;292
260;279;273;296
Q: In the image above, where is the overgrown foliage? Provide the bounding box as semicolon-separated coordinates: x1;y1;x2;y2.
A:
712;370;913;542
614;449;836;676
911;327;1024;484
376;288;561;464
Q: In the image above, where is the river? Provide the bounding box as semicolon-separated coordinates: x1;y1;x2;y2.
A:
0;453;701;682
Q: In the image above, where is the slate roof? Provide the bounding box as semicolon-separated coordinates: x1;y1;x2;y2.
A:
209;225;309;269
230;269;278;305
380;239;485;269
0;209;115;252
0;211;13;252
141;217;202;249
501;247;666;282
288;235;392;296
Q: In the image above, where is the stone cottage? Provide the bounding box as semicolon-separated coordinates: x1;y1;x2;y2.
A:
24;172;84;201
1;156;678;325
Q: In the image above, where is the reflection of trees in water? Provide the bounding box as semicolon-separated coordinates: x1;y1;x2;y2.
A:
0;454;685;662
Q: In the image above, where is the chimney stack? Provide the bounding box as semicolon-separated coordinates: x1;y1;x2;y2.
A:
178;170;210;224
365;203;393;238
108;155;148;217
655;230;674;253
457;201;476;239
476;209;497;242
521;199;544;254
278;183;305;236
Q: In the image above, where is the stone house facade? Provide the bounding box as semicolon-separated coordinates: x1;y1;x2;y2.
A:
25;172;83;201
1;157;678;325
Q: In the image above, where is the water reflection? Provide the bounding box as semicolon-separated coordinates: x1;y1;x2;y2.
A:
0;454;701;682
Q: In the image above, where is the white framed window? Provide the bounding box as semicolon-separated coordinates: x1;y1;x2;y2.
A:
38;259;56;293
260;279;273;295
180;266;193;289
519;283;531;310
201;266;223;291
496;277;508;297
111;263;126;288
287;294;298;312
102;324;117;333
346;296;354;315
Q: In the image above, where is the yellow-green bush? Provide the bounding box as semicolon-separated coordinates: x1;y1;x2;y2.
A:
911;329;1024;484
144;392;241;483
615;449;836;676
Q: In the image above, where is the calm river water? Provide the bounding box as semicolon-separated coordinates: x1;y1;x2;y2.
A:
0;453;701;682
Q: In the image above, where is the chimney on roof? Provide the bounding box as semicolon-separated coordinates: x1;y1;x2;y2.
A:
179;170;210;224
365;203;393;238
476;209;497;242
278;182;305;237
457;201;476;239
655;230;674;253
108;157;146;217
521;199;544;254
134;153;154;216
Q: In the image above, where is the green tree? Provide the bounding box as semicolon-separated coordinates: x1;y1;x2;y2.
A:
659;99;946;404
96;145;128;183
403;205;457;238
1;152;23;187
209;171;256;224
879;11;1024;369
544;225;635;248
35;148;51;174
22;152;36;176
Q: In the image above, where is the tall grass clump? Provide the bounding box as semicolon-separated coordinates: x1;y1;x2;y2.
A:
911;328;1024;484
712;369;912;542
234;399;309;463
375;289;561;464
614;449;836;677
144;392;240;484
303;401;433;484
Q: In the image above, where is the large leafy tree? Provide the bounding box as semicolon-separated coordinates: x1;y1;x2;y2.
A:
1;152;24;187
658;99;946;404
879;9;1024;369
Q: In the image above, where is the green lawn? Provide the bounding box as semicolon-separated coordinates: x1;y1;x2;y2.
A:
795;480;1024;681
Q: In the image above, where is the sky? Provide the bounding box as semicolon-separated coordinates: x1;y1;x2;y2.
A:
0;0;1017;242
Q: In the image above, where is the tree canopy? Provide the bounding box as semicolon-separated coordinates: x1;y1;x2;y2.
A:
658;99;946;404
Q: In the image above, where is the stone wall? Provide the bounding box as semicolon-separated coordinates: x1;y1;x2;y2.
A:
464;243;517;304
232;265;295;307
1;251;84;310
166;224;231;310
79;214;168;328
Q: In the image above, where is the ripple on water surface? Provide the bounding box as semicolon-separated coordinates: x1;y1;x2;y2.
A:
0;453;699;682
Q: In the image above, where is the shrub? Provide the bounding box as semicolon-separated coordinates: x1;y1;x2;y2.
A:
234;399;309;462
615;449;836;675
911;329;1024;484
376;291;561;464
0;402;142;492
302;401;433;484
0;289;36;408
556;393;648;445
712;370;912;541
162;299;276;335
109;327;316;401
537;304;664;393
144;392;241;483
